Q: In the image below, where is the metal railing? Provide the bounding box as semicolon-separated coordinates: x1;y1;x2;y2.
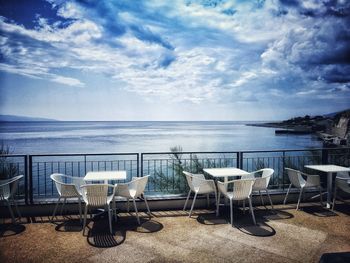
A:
1;147;349;204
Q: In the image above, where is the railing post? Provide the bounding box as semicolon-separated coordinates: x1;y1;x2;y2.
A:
137;153;140;177
140;153;143;177
238;152;243;169
236;152;239;168
28;155;34;204
84;155;87;175
24;155;29;205
321;148;329;165
282;151;286;190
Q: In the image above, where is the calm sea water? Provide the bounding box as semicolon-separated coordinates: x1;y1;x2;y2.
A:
0;121;323;154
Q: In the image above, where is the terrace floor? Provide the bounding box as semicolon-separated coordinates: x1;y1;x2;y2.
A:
1;201;350;263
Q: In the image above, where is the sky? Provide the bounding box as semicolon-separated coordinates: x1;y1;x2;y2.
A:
0;0;349;121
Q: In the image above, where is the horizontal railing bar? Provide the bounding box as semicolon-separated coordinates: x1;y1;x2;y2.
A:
29;152;139;157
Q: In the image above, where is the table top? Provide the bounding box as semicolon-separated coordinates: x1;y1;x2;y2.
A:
305;165;350;173
203;168;250;178
84;171;127;181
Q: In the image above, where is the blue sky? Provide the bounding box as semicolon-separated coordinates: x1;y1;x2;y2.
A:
0;0;349;121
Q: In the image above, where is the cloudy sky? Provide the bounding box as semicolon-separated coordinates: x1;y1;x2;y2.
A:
0;0;349;121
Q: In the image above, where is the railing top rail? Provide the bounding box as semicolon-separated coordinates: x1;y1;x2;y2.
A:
0;154;27;158
28;152;139;157
0;147;348;158
141;151;239;155
141;147;349;155
240;147;350;153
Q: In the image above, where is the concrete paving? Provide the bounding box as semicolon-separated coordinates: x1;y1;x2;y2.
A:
1;202;350;263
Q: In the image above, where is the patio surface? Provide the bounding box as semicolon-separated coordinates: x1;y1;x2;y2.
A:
1;202;350;263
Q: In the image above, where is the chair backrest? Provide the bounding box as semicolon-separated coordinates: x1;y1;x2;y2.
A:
81;184;110;207
217;179;255;200
285;168;305;188
336;171;350;193
251;168;274;190
129;175;150;197
0;175;23;200
183;171;206;192
50;173;80;197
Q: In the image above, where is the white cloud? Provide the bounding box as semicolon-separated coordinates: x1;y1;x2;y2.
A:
51;76;85;87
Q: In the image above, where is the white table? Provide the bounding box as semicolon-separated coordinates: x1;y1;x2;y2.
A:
305;165;350;208
203;168;251;205
203;168;250;181
84;171;127;184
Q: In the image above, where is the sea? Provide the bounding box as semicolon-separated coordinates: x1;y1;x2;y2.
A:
0;121;323;154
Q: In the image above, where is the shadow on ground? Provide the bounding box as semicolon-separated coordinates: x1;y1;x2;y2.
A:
301;206;338;217
79;215;163;248
196;206;296;237
0;223;26;237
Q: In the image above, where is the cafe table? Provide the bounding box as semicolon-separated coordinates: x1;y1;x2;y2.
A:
304;165;350;208
203;168;250;182
203;168;251;205
84;170;127;184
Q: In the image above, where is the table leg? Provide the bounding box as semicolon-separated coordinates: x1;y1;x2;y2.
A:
224;177;228;206
326;172;333;209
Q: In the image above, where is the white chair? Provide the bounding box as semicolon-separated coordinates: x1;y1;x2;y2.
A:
283;168;323;210
50;173;84;222
81;184;115;235
113;175;151;225
216;178;256;225
0;175;23;224
183;171;217;218
246;168;274;209
332;171;350;211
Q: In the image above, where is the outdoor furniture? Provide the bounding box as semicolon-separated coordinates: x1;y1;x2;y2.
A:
246;168;274;209
84;170;127;184
305;165;350;208
50;173;84;222
81;184;115;235
283;168;322;210
0;175;23;224
183;171;217;217
114;175;151;225
216;178;256;226
332;171;350;211
203;168;250;205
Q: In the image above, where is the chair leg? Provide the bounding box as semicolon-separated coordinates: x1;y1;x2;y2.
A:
107;205;112;234
127;199;130;213
112;197;117;221
60;197;67;216
213;190;217;212
230;198;233;226
243;200;246;214
248;197;256;225
82;205;88;236
283;184;292;205
296;188;304;210
132;198;140;225
143;195;151;217
51;196;61;222
12;198;22;219
189;192;198;218
5;200;16;224
207;194;210;208
78;197;82;223
183;190;191;211
266;189;274;210
216;192;221;216
332;187;337;211
259;190;265;206
319;186;323;206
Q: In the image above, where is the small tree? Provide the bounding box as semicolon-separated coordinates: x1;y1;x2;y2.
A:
0;142;18;180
